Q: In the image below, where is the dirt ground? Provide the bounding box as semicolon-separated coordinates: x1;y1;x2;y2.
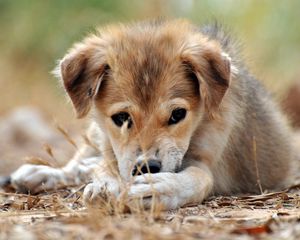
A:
0;107;300;240
0;186;299;239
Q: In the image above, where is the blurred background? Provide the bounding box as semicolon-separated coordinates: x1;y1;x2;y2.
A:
0;0;300;174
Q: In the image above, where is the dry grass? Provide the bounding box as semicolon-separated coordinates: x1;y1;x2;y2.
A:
0;185;300;239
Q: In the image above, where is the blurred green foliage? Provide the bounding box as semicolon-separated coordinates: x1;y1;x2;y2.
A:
0;0;299;115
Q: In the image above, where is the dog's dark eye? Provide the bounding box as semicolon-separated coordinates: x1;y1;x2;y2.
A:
168;108;187;125
111;112;132;128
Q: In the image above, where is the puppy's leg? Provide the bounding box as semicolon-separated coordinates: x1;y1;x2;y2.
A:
128;160;213;210
10;144;100;193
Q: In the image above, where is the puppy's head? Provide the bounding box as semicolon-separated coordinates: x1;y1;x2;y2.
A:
56;20;232;180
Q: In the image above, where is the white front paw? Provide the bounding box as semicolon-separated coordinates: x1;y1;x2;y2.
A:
11;164;66;194
83;177;120;206
128;173;183;210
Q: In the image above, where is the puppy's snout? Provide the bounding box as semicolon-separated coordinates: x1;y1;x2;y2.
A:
132;159;161;176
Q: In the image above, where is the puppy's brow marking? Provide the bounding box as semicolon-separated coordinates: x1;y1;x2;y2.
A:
160;98;190;111
108;102;132;116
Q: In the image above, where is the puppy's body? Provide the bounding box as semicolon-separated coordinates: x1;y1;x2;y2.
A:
10;20;296;209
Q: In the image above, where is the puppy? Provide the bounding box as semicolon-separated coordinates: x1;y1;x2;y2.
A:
10;19;296;209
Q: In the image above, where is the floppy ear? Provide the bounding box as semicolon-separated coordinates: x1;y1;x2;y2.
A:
56;41;108;118
182;41;232;118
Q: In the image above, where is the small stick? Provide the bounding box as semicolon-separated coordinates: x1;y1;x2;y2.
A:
55;123;78;150
82;134;100;152
43;143;60;167
253;136;263;194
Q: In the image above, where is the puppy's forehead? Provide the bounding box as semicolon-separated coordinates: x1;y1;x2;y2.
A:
96;21;201;112
107;29;179;77
114;46;172;105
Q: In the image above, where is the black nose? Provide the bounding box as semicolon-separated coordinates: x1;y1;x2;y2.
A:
132;159;161;176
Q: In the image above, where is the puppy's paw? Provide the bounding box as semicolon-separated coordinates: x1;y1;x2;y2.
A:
83;177;120;206
128;173;183;210
10;164;67;194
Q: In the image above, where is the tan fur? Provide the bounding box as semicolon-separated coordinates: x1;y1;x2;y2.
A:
10;19;297;209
